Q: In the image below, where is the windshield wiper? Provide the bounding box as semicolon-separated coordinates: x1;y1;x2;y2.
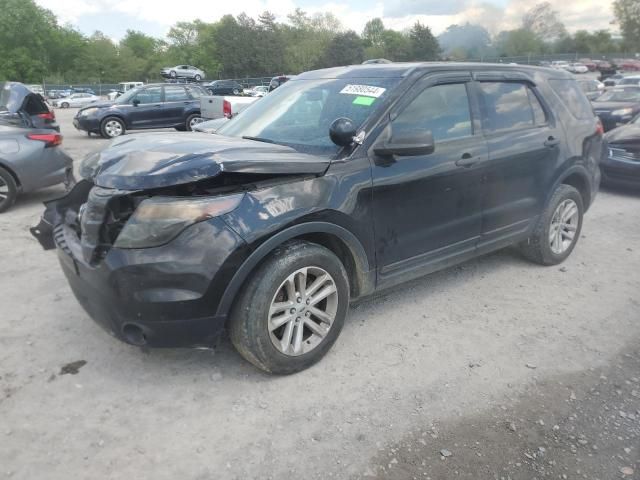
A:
242;135;275;144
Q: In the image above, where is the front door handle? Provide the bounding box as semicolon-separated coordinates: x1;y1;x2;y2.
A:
456;152;478;168
544;136;560;147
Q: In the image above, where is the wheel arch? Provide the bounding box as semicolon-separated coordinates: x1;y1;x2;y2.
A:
216;222;375;318
548;167;592;212
0;161;22;189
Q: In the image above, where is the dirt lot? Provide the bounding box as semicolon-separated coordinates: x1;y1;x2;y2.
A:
1;108;639;479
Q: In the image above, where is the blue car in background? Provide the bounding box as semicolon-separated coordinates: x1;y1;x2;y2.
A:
73;83;207;138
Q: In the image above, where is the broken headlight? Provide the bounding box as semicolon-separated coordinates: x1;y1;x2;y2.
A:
114;194;244;249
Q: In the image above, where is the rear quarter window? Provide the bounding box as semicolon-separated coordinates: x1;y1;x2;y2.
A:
548;79;594;120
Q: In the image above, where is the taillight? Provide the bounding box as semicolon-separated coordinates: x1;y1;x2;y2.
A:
595;118;604;136
37;111;56;121
223;99;232;118
27;133;62;147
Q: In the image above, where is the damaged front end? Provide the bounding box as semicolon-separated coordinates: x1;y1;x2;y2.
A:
29;132;330;347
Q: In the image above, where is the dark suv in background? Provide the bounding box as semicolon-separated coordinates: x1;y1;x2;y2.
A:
205;80;244;96
73;83;207;138
33;63;602;374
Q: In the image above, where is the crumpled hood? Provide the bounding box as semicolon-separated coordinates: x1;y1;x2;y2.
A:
81;132;331;190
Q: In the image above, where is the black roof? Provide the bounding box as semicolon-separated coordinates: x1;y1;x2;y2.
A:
295;62;574;80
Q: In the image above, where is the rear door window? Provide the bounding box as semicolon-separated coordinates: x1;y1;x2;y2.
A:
135;87;162;104
548;79;594;119
164;86;189;102
391;83;473;142
478;82;546;132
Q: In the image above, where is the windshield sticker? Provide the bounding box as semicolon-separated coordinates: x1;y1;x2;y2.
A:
352;96;376;106
340;84;386;98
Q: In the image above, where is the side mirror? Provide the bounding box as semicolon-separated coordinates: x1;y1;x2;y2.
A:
132;99;140;107
374;130;435;157
329;117;357;147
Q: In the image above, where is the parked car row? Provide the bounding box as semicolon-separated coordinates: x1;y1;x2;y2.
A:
0;82;72;213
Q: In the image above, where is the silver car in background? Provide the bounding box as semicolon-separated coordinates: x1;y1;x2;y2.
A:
52;93;100;108
160;65;206;81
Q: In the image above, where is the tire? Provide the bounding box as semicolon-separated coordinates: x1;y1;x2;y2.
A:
0;167;18;214
518;184;584;265
229;241;350;374
185;113;202;131
100;117;125;139
170;70;177;78
61;102;69;108
232;88;240;95
194;74;202;81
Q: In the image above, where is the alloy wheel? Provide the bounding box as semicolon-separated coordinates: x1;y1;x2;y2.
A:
189;116;203;128
268;266;338;356
549;199;579;254
105;120;123;138
0;177;8;204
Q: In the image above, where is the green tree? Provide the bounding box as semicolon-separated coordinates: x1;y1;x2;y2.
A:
362;18;385;48
438;23;491;59
321;31;364;67
409;22;440;60
614;0;640;49
496;29;544;56
0;0;59;82
522;2;567;41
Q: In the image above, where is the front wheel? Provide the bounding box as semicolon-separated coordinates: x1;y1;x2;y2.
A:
100;117;125;139
61;102;69;108
170;70;176;78
194;74;202;81
229;241;350;374
518;184;584;265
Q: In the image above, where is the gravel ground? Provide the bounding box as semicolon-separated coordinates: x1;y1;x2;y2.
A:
1;108;639;479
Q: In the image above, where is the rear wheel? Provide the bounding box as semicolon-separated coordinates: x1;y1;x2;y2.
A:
0;167;18;213
185;114;203;131
100;117;125;139
229;241;350;374
519;184;584;265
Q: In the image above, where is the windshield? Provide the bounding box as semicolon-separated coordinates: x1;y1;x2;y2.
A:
115;87;142;104
597;89;640;102
217;77;401;153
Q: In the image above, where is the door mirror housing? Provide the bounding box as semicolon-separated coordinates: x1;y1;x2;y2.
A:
132;99;140;107
329;117;357;147
374;130;435;157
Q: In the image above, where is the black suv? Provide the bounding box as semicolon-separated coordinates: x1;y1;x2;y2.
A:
33;63;602;374
73;84;207;138
205;80;244;96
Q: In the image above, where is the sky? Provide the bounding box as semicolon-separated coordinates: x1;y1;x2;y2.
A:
35;0;617;41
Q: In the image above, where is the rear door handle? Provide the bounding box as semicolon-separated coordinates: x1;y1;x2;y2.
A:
544;136;560;147
456;152;478;167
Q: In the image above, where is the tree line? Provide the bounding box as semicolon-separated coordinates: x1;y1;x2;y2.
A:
0;0;638;85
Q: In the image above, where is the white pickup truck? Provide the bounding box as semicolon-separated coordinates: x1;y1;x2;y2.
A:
200;95;259;120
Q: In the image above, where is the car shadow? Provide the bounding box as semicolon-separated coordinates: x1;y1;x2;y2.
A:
600;183;640;198
84;247;531;384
